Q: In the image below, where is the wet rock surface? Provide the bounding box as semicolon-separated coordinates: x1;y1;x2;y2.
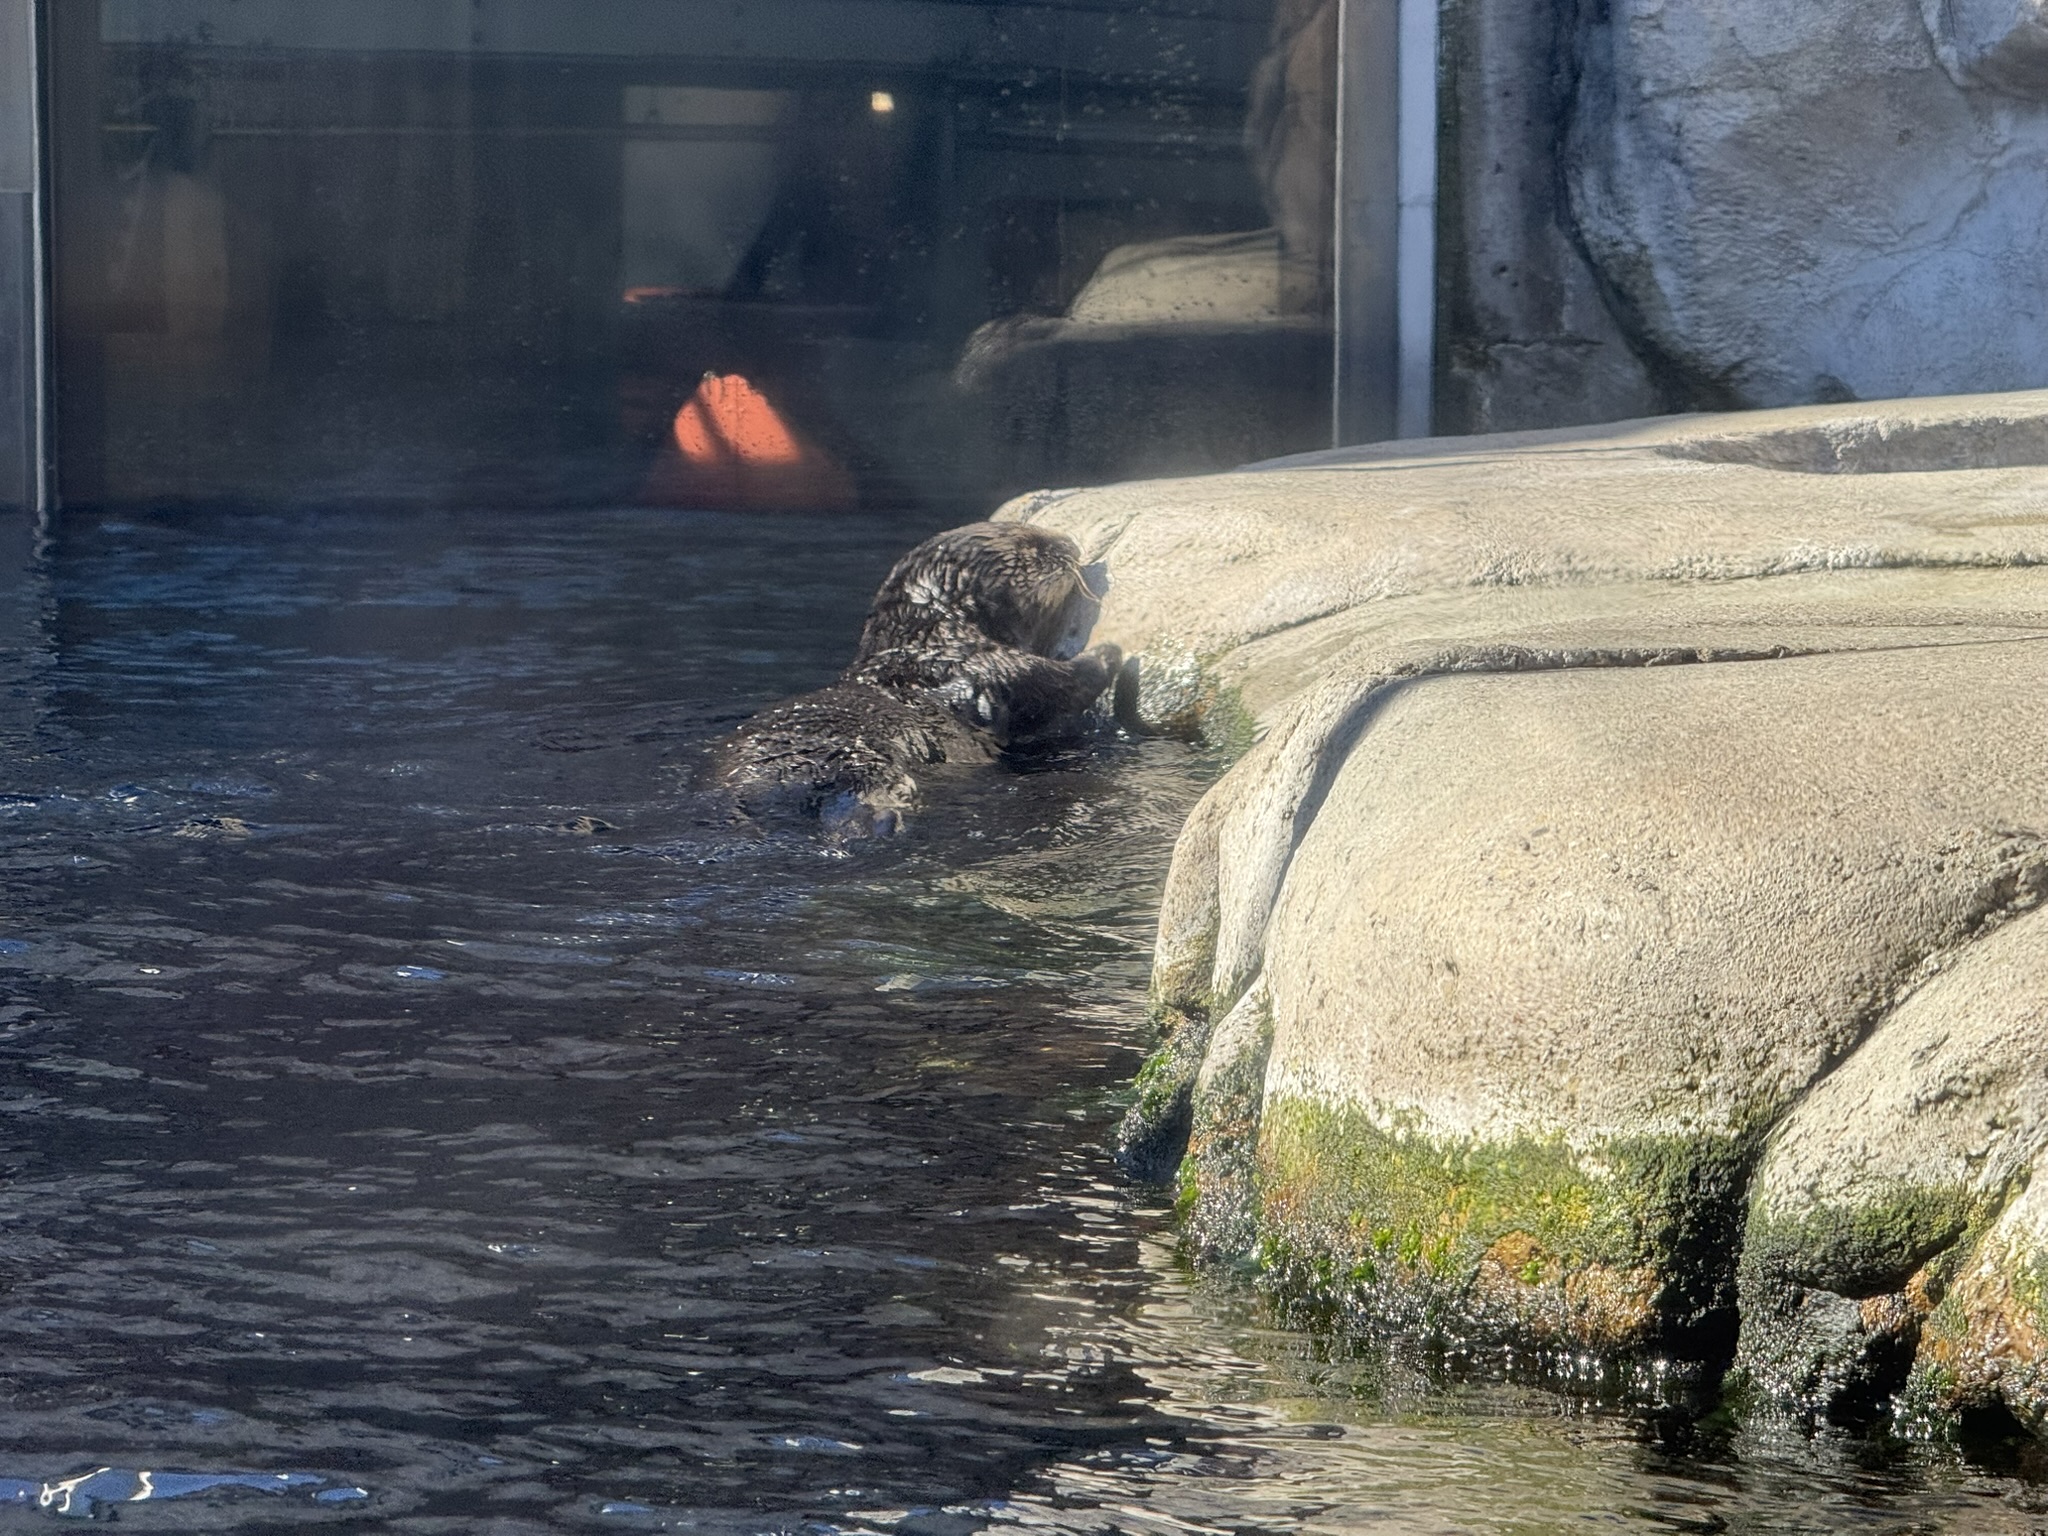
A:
1007;389;2048;1431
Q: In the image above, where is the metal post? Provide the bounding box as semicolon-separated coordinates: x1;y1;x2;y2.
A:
1395;0;1437;439
1332;0;1436;445
0;0;48;515
1332;0;1396;446
45;0;102;510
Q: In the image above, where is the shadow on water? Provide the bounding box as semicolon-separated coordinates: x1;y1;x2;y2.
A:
0;507;2041;1530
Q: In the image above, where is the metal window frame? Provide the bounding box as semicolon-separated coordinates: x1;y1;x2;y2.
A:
1;0;50;517
29;0;49;519
1332;0;1436;446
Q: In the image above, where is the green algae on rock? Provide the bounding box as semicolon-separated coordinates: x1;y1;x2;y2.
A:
1255;1100;1695;1347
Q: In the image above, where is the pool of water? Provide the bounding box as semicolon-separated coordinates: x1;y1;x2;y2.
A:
0;506;2044;1532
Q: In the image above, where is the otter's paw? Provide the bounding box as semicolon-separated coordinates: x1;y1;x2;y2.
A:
818;787;911;841
1079;643;1123;693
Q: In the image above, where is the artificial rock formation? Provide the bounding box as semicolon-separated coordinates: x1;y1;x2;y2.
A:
1439;0;2048;432
1563;0;2048;411
1003;389;2048;1428
952;243;1329;498
951;0;1334;495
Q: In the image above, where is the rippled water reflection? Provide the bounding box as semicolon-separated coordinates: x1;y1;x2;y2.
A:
0;507;2041;1532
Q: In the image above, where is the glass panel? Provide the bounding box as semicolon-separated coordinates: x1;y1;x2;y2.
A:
53;1;1335;512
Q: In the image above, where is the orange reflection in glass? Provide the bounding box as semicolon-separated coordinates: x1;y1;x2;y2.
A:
674;373;805;467
640;373;856;511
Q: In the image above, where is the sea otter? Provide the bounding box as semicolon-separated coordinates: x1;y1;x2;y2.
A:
701;522;1122;835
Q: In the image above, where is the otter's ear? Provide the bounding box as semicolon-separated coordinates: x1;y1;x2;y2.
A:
1079;562;1110;600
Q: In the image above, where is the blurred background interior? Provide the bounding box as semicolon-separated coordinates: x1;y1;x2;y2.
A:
35;0;1337;514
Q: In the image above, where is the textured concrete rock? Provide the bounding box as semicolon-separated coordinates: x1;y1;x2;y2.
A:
953;229;1328;496
1744;904;2048;1417
951;0;1334;494
1257;646;2048;1356
1062;230;1285;329
953;316;1329;499
1436;0;1663;433
1244;0;1334;316
1911;1167;2048;1431
958;0;1343;493
1924;0;2048;95
1566;0;2048;408
1003;389;2048;1427
1403;0;2048;434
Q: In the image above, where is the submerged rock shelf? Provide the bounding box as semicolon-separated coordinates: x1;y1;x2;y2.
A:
1002;388;2048;1432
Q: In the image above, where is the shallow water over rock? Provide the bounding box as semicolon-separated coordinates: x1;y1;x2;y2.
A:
0;507;2040;1531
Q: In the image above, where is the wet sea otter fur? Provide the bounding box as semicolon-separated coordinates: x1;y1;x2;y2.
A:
702;522;1122;833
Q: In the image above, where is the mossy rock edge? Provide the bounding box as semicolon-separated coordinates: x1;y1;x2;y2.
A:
1183;1096;1756;1360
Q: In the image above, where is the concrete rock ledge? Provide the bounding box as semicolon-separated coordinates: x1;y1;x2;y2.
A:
1000;389;2048;1430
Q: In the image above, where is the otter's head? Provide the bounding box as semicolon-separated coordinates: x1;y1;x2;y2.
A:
856;522;1105;660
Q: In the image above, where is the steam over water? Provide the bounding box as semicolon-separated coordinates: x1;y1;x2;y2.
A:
0;507;2039;1530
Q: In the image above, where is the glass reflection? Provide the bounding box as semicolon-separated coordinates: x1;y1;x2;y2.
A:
52;0;1335;511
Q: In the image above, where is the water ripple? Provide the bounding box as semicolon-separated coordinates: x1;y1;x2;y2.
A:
0;507;2032;1532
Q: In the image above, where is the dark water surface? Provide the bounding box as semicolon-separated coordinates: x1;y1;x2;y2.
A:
0;508;2043;1532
